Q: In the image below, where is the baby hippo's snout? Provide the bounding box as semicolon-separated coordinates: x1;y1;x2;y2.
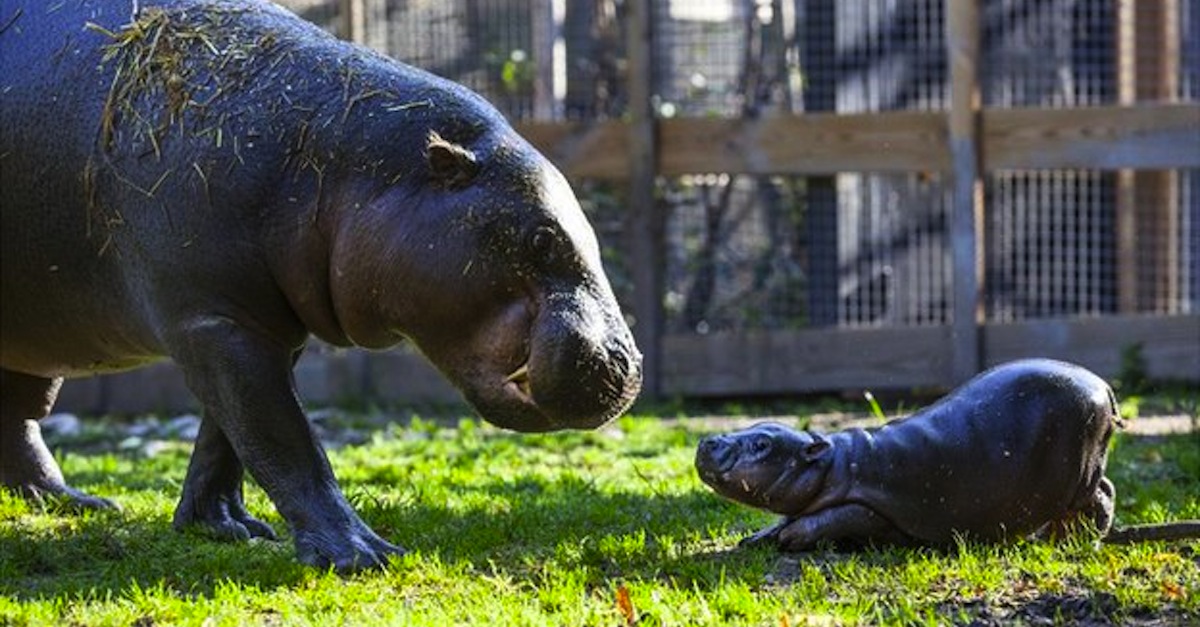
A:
695;435;738;485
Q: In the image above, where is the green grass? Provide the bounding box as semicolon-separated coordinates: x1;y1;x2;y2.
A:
1;413;1197;626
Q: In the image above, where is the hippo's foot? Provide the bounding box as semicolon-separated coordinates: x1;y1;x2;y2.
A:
739;518;790;548
294;518;405;574
762;504;910;552
1;418;116;511
173;495;278;542
4;478;117;512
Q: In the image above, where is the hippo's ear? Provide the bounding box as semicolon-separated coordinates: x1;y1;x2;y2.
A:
426;131;478;188
801;436;831;463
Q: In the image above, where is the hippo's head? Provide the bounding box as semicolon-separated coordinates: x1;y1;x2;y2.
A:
695;423;832;515
326;129;641;432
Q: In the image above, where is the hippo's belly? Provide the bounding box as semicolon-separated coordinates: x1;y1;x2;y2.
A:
0;293;166;379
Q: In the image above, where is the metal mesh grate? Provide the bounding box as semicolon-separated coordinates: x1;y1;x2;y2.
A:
278;0;1197;329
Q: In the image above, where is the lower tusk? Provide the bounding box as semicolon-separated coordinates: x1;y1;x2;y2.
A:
505;362;533;399
505;363;530;383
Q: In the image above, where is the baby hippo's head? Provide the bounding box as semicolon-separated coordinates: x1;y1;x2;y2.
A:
694;422;833;515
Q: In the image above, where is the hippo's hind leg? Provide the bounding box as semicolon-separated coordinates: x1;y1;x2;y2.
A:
1086;476;1116;536
0;369;115;510
1043;475;1116;539
771;503;911;552
173;417;278;541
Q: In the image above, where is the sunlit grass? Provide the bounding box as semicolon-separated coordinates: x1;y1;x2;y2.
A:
2;412;1197;626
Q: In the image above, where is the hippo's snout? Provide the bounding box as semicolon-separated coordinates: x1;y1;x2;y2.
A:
695;435;738;482
529;326;642;430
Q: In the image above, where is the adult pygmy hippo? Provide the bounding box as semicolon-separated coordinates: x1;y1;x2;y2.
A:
0;0;641;571
696;359;1199;550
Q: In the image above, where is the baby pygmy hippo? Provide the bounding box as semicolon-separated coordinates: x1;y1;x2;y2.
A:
696;359;1131;550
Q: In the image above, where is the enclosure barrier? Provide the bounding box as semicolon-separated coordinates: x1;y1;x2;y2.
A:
56;0;1199;414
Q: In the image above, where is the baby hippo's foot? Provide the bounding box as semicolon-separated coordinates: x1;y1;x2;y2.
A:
739;518;791;548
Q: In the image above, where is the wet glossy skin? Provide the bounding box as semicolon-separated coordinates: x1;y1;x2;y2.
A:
0;0;640;572
696;360;1117;550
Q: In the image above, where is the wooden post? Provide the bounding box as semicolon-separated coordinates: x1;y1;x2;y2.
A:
946;0;983;383
1117;0;1180;313
339;0;365;44
626;0;663;399
531;0;556;120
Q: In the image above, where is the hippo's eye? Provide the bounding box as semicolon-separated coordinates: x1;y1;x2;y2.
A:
750;435;771;455
529;226;556;256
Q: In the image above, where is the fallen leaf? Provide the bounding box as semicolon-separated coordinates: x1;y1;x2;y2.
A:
1162;580;1186;601
616;584;636;626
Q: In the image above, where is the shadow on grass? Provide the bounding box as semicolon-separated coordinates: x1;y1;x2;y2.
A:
4;430;1195;605
0;511;306;600
0;477;773;602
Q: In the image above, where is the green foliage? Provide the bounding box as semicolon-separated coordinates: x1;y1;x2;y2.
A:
1116;342;1149;396
2;415;1197;626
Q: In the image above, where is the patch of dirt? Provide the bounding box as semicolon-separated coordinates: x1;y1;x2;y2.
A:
767;556;1197;626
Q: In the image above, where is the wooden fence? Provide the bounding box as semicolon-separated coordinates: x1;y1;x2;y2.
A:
510;0;1200;398
55;0;1199;415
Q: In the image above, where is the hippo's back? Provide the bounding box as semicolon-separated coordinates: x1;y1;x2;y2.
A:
848;359;1116;543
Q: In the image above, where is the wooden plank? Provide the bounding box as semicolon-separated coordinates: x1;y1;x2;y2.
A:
984;314;1200;382
661;327;954;396
516;105;1200;179
530;0;555;120
947;0;983;385
1115;0;1138;312
659;314;1199;398
513;120;628;179
625;0;664;398
983;104;1200;171
338;0;364;44
655;111;948;176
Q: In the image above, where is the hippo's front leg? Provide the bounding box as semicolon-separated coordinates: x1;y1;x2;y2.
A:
170;318;402;572
773;503;910;552
173;417;277;541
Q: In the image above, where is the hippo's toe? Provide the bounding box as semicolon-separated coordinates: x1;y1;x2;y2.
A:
295;527;405;574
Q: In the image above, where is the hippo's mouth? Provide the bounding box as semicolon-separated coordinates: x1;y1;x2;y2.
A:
503;361;533;401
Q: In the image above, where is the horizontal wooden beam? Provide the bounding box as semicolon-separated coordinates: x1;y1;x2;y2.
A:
982;103;1200;171
514;104;1200;178
54;315;1197;413
983;314;1200;381
661;326;954;396
656;111;949;176
512;120;629;179
660;314;1199;397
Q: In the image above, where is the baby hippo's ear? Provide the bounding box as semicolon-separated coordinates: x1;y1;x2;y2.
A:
802;433;832;462
426;131;478;188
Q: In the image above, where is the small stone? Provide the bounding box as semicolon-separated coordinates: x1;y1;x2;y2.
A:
307;408;338;424
41;413;83;437
164;414;202;440
126;418;160;438
140;440;171;458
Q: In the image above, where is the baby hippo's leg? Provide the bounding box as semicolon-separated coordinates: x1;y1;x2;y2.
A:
1042;476;1116;540
1085;477;1116;535
739;517;792;548
774;504;909;552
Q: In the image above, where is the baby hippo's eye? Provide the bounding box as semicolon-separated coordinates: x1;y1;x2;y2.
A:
750;435;772;455
529;226;556;256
